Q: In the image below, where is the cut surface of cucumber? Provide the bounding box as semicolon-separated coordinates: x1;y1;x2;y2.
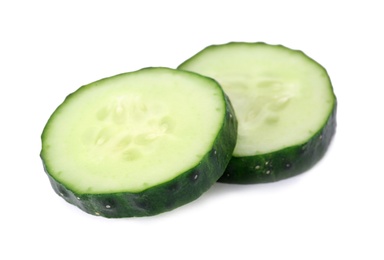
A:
41;67;237;217
178;42;336;183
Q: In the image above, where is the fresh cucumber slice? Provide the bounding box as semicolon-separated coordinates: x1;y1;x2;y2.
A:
178;42;336;183
41;67;237;217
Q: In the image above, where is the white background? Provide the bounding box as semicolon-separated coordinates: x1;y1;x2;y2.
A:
1;1;383;259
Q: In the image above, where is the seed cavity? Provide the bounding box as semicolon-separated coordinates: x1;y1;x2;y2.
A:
265;114;279;124
96;106;111;121
88;96;176;162
115;135;133;150
95;127;114;146
96;137;106;146
160;116;173;132
113;102;127;124
245;104;263;121
268;96;291;111
134;133;155;145
257;80;283;89
122;148;142;161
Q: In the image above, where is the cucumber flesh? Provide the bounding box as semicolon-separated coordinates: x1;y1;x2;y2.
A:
178;42;336;183
41;67;237;217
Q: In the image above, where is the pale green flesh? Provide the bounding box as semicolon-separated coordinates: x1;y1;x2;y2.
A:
179;44;334;156
42;68;225;194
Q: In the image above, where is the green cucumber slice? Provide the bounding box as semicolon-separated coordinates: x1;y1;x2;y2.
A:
41;67;237;217
178;42;336;183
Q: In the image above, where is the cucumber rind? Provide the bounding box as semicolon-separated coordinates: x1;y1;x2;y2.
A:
219;103;336;183
41;68;238;217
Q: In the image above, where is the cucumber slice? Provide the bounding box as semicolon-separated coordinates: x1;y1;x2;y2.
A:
41;67;237;217
178;42;336;183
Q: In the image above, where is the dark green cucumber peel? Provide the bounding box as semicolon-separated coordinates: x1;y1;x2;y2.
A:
219;104;336;183
41;90;237;218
